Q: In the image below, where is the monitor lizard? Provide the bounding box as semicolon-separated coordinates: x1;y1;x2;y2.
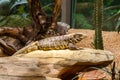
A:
13;33;86;55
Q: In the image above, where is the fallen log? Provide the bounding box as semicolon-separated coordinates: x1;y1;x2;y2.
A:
0;48;114;80
16;49;114;66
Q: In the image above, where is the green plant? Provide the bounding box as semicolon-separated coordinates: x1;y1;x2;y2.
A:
103;1;120;31
75;0;120;31
0;0;53;27
0;15;31;27
0;0;10;15
75;14;93;29
94;0;104;49
0;0;29;26
104;10;120;32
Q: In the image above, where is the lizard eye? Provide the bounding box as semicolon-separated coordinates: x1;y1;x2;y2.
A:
69;38;73;42
74;33;86;39
74;34;82;39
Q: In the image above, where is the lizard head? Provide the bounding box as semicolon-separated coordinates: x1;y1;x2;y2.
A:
74;33;87;39
69;33;87;44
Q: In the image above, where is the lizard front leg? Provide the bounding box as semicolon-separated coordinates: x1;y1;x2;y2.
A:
68;43;83;50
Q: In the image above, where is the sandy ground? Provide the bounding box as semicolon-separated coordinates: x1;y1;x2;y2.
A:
68;29;120;69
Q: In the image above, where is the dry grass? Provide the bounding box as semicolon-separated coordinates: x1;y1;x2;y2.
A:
68;29;120;72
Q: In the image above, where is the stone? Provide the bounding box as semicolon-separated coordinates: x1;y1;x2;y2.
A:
46;77;61;80
16;48;114;66
78;69;107;80
0;48;114;80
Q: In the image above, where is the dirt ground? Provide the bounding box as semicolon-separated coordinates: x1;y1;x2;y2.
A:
68;29;120;70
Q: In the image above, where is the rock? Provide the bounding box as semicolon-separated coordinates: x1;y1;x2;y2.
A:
16;48;114;80
0;76;46;80
46;77;61;80
0;57;46;80
78;69;107;80
16;48;114;66
57;22;70;35
0;48;114;80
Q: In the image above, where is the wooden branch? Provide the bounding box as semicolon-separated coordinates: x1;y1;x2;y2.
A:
30;0;47;25
51;0;62;29
0;39;16;55
0;57;46;80
0;27;28;43
27;0;51;41
27;0;46;25
45;0;62;37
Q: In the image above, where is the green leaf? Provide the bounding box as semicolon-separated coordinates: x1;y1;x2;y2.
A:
10;0;27;11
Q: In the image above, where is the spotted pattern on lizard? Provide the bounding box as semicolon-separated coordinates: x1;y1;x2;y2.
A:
13;33;86;55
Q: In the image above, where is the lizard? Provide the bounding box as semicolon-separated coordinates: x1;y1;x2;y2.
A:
13;33;86;56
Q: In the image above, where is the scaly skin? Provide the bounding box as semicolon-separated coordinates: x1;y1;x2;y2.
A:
13;33;86;55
